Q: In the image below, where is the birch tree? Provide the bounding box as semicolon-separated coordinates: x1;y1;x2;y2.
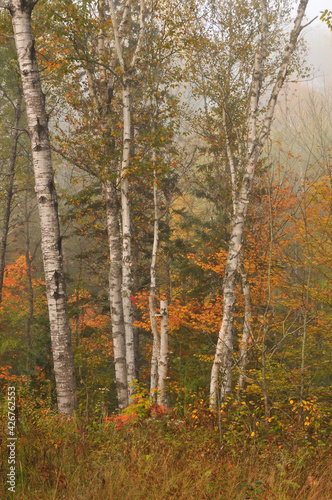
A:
149;168;160;397
6;0;77;415
223;108;253;392
209;0;310;407
97;0;129;409
107;0;144;398
149;168;169;405
157;298;168;405
104;177;128;409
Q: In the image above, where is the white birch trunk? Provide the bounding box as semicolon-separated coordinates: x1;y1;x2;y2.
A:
157;300;168;406
8;0;77;415
149;296;159;398
237;262;252;391
223;109;253;392
210;0;309;408
222;107;238;394
121;79;135;398
149;169;160;399
104;180;128;409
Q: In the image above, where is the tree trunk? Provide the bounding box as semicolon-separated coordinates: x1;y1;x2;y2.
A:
24;190;33;369
0;88;22;303
132;233;140;381
157;299;168;406
121;79;136;398
9;0;77;415
237;262;252;391
104;179;128;410
149;170;160;399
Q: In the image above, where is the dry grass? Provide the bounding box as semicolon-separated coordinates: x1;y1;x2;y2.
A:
1;404;331;500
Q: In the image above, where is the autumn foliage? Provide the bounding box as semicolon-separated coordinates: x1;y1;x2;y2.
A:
0;1;332;497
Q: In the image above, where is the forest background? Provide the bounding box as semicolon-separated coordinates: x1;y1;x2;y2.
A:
0;0;331;498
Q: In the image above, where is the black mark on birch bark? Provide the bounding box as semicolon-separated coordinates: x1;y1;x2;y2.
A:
58;236;62;254
27;39;35;61
53;270;60;300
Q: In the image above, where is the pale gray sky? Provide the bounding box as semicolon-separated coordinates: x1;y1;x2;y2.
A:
302;0;332;85
305;0;331;21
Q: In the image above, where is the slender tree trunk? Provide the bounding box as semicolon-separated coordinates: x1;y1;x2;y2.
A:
9;0;77;415
223;108;237;216
130;109;140;382
24;249;33;353
165;196;172;300
149;169;160;399
0;88;22;303
210;0;308;408
261;182;274;418
300;261;312;404
121;79;135;397
149;322;159;398
262;315;269;417
237;262;252;391
132;234;140;381
75;270;81;348
24;190;33;368
157;299;168;406
104;179;128;410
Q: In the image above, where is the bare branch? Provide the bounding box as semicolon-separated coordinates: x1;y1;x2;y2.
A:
300;16;318;31
259;0;309;147
51;145;99;179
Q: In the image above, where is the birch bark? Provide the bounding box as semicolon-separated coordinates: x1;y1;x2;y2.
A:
8;0;77;415
157;299;168;406
237;262;252;391
104;179;128;409
149;170;160;398
120;79;136;396
24;190;33;366
210;0;309;408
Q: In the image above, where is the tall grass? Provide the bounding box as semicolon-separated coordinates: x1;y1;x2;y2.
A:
1;395;331;499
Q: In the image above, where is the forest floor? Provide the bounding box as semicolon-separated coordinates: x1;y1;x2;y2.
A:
1;394;331;499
